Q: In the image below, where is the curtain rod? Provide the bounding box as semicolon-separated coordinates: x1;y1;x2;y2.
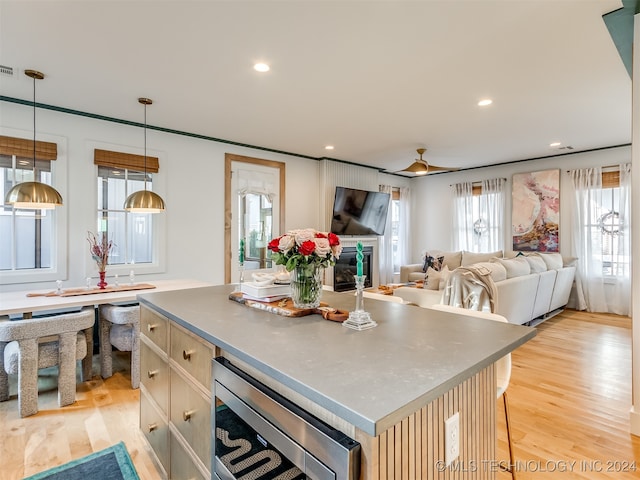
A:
449;177;507;187
566;164;622;173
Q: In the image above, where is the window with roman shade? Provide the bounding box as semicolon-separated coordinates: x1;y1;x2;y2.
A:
94;148;161;268
0;135;59;273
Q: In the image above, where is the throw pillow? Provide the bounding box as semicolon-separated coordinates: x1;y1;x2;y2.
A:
473;261;507;282
538;252;563;270
523;254;548;273
424;266;442;290
430;250;463;270
438;265;452;290
422;254;445;273
490;256;531;278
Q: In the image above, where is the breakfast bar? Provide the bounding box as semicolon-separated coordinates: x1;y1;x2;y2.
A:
137;284;535;479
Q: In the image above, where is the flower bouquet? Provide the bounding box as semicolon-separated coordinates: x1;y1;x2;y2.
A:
87;231;114;288
268;228;342;308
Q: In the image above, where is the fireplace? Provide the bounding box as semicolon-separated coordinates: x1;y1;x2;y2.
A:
333;246;373;292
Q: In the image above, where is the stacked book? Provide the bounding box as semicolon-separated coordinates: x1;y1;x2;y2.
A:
240;282;291;302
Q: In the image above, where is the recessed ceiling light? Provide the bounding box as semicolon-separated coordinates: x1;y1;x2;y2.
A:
325;145;334;150
254;63;270;72
478;99;493;106
549;142;562;147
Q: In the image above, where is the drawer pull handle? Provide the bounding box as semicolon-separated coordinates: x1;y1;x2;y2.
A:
147;369;158;378
183;409;195;422
183;349;194;361
147;323;157;332
148;423;157;433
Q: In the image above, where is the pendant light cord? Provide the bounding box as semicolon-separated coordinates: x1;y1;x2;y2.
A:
32;74;36;173
143;101;148;191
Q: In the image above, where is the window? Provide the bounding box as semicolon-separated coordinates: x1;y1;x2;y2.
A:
0;154;55;271
390;190;401;272
589;171;627;278
94;148;163;273
97;166;154;265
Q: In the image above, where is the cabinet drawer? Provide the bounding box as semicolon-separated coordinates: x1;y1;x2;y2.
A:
141;341;169;414
141;305;169;353
170;324;213;390
170;369;211;470
170;431;208;480
140;390;169;475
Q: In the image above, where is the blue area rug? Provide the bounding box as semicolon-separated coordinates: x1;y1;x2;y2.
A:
23;441;139;480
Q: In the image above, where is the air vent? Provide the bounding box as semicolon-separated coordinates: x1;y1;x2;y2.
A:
0;65;14;77
558;146;574;150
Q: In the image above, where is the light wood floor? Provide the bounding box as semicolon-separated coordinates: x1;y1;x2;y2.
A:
1;309;639;479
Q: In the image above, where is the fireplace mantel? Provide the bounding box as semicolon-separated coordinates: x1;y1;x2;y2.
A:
326;236;378;290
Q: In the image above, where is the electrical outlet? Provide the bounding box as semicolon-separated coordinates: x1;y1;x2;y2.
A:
444;412;460;466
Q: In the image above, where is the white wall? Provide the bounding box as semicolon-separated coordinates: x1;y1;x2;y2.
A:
1;101;320;292
409;145;631;261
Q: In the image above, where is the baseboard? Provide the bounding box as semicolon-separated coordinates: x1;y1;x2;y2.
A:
630;406;640;437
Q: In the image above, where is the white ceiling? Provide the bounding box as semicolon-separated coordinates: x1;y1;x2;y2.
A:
0;0;631;175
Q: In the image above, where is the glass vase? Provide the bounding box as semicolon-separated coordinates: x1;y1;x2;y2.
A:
290;265;324;309
98;271;108;289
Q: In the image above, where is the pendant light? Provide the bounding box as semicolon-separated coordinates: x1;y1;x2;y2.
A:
123;98;166;213
4;70;63;209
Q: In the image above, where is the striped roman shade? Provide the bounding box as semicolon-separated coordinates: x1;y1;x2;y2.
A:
94;149;159;173
0;135;57;161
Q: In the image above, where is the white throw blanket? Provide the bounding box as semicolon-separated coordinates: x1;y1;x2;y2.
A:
441;265;497;312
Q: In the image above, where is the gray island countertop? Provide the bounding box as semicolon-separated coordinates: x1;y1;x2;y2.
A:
138;284;535;436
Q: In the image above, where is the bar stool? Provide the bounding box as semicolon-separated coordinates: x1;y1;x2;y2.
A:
99;304;140;389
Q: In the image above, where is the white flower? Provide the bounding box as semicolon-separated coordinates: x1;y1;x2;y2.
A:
294;228;316;246
278;234;296;253
313;237;331;256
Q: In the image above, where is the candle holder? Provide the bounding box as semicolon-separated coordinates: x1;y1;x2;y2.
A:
234;263;245;293
343;275;377;331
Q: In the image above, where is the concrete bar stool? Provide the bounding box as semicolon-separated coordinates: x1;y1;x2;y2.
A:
99;304;140;389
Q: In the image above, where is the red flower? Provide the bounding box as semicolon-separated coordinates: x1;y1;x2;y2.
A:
298;240;316;256
328;232;340;246
315;232;327;239
268;237;281;252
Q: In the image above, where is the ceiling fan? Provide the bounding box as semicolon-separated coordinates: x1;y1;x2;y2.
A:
399;148;459;176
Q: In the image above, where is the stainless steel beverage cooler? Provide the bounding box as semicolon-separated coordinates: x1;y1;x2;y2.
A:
212;357;361;480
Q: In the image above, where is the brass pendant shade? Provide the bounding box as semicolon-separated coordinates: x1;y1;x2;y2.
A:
124;97;166;213
4;70;64;209
5;181;63;209
123;190;165;213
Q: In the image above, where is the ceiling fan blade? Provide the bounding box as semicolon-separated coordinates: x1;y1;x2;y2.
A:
399;161;429;174
426;164;459;172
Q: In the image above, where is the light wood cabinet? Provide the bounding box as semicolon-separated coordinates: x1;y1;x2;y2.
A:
140;304;216;479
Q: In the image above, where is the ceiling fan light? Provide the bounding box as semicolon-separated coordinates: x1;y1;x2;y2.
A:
4;181;63;209
124;190;165;213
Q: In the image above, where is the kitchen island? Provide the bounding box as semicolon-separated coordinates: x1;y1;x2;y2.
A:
137;284;535;479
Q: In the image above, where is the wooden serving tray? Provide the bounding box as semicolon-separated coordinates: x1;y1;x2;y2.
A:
228;292;348;322
27;283;156;297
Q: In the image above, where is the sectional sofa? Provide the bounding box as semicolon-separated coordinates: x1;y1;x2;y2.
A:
395;250;577;325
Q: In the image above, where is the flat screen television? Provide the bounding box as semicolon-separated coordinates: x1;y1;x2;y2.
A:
330;186;391;236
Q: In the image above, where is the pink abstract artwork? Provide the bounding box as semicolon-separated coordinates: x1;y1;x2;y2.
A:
512;169;560;252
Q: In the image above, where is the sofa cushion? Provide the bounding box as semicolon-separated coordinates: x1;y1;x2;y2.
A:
538;252;563;270
490;256;531;278
430;250;463;270
461;250;503;266
473;261;507;282
523;254;548;273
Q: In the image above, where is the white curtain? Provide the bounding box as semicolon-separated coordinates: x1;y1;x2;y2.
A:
569;167;607;312
479;178;506;252
378;185;394;285
611;163;631;315
452;182;474;251
398;186;411;271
